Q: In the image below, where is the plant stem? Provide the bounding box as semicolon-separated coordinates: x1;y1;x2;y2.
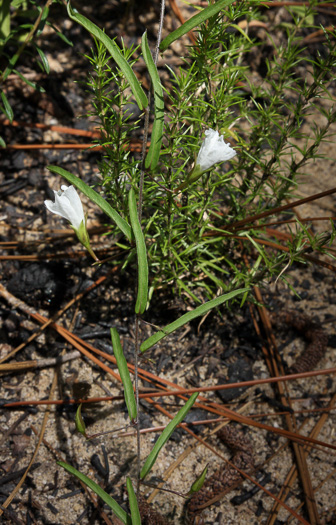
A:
138;0;166;219
134;314;141;494
135;0;166;494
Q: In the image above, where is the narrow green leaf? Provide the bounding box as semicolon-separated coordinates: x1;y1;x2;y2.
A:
145;118;163;170
140;392;199;479
47;166;132;241
0;90;13;122
10;0;27;7
141;31;164;170
37;5;49;35
111;328;137;421
34;44;50;74
75;404;86;436
176;278;201;304
0;0;11;40
46;21;73;46
41;5;49;21
67;3;148;110
55;30;73;46
58;461;131;525
128;188;148;314
230;23;253;44
0;136;6;148
288;5;314;25
140;288;248;352
160;0;235;51
126;477;141;525
13;68;45;91
189;465;208;494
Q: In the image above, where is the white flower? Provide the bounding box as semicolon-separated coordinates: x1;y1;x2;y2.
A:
196;128;236;172
44;185;85;231
44;184;99;261
175;128;237;192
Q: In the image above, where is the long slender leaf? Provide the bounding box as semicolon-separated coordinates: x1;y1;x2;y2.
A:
160;0;235;52
140;287;248;352
126;477;141;525
141;31;164;170
13;68;45;90
34;44;50;74
140;392;199;479
58;461;131;524
0;90;13;122
36;4;49;36
128;188;148;314
48;166;132;241
46;21;73;46
67;2;148;110
0;0;11;40
111;328;137;421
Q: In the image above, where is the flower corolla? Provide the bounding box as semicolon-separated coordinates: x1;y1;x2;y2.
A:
44;184;98;261
196;128;236;173
44;185;85;231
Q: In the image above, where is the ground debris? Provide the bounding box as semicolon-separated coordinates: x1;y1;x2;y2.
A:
186;425;254;523
270;310;328;374
138;495;171;525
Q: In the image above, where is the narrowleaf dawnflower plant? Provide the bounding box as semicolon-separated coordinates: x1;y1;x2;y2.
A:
176;128;236;192
45;185;99;261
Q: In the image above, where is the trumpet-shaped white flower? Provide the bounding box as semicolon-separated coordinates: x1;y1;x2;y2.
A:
175;128;237;192
196;128;236;173
44;185;85;231
44;185;99;261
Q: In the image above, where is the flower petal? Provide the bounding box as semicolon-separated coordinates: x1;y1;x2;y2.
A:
62;186;85;225
44;185;85;230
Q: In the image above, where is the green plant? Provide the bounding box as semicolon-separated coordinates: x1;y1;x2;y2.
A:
39;0;336;522
0;0;72;145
